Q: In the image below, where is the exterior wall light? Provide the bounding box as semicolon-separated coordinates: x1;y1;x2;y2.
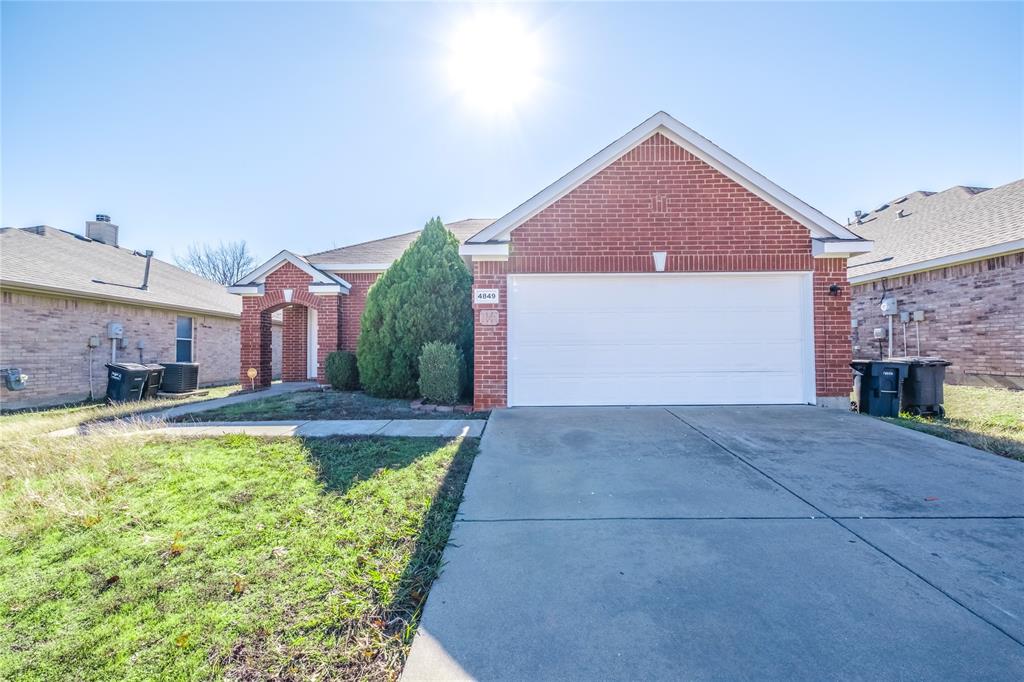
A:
829;283;841;296
652;251;667;272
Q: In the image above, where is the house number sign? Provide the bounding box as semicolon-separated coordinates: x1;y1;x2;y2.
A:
474;288;500;305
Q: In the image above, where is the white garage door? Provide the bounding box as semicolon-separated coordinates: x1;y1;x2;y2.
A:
507;273;814;406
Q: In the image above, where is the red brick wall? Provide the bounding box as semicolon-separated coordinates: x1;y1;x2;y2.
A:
814;258;854;398
239;262;343;388
472;132;851;408
339;272;380;352
471;261;509;409
851;251;1024;389
281;306;308;382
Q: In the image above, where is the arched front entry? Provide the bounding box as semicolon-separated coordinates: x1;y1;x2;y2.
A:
237;261;345;389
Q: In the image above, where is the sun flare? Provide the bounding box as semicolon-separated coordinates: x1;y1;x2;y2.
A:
445;9;543;116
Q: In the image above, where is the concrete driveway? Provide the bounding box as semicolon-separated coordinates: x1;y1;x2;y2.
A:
403;406;1024;681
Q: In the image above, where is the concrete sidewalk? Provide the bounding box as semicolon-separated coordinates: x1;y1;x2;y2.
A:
50;418;485;438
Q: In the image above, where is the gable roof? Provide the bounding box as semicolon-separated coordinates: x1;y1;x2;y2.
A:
307;219;493;269
466;111;868;248
231;250;351;290
847;179;1024;283
0;226;242;317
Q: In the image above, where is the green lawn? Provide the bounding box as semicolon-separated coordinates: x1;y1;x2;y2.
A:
0;415;477;680
884;385;1024;462
176;388;489;422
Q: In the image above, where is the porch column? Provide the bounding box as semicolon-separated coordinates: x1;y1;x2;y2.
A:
281;305;309;382
315;295;344;384
240;298;273;390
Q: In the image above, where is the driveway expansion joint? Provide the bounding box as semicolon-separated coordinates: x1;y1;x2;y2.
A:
665;407;1024;650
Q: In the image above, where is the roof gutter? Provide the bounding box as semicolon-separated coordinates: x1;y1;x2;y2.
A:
848;239;1024;284
0;280;242;319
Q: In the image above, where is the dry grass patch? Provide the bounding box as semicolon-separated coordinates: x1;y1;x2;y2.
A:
884;385;1024;462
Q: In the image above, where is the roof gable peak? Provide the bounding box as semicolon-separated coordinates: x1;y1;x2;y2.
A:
466;111;865;245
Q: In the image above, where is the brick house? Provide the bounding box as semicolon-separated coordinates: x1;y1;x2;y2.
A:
230;112;872;409
226;221;488;387
848;180;1024;389
0;217;282;410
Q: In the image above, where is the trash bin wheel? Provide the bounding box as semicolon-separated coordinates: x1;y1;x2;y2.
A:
937;406;946;419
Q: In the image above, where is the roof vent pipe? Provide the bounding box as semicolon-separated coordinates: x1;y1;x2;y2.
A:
141;250;154;290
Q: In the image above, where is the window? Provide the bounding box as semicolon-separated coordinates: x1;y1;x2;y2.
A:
175;316;194;362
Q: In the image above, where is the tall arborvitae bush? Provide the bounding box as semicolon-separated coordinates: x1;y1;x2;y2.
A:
357;218;473;397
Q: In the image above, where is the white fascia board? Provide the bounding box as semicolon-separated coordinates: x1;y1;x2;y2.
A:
459;242;510;258
226;284;264;296
812;239;874;258
848;239;1024;284
467;111;858;244
308;283;349;295
311;262;392;273
232;250;342;286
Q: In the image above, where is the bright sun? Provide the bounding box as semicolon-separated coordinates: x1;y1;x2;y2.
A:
445;9;543;116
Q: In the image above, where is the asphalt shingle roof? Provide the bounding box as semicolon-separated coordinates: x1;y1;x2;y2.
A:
306;219;493;265
847;179;1024;279
0;226;241;317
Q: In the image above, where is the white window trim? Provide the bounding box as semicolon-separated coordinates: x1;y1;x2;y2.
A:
175;315;195;362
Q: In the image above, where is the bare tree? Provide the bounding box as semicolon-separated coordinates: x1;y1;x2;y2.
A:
175;240;256;285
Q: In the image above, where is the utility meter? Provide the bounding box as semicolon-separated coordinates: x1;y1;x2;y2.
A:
879;296;898;316
106;322;124;339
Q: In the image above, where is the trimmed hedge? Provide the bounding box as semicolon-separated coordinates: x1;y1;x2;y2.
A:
357;217;473;398
417;342;466;405
324;351;359;390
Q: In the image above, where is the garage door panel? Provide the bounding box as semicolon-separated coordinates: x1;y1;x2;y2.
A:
514;341;802;374
508;274;812;406
516;311;804;345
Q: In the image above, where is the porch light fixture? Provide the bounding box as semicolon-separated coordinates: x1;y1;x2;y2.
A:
652;251;667;272
829;283;841;297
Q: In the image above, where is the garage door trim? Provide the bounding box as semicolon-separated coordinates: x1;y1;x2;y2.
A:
506;271;816;407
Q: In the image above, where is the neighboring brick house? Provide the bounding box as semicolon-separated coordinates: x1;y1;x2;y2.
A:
0;217;282;410
848;180;1024;389
231;112;872;410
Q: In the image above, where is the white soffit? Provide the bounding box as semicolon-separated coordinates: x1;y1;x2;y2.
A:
467;111;863;245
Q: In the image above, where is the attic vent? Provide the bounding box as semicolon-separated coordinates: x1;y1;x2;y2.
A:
894;197;908;204
896;209;909;219
875;203;889;212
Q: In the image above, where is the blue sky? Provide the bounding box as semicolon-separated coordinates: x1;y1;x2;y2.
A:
3;1;1022;263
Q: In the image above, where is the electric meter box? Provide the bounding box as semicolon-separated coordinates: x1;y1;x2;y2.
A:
106;322;124;339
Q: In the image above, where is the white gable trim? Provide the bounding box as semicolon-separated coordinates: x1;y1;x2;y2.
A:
467;111;864;245
233;250;351;291
812;238;874;258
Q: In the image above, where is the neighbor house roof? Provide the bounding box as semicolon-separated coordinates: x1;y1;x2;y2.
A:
463;111;872;258
847;179;1024;283
307;219;493;269
0;226;242;317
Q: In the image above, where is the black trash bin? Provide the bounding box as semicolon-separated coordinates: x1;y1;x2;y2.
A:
850;360;872;413
850;360;910;417
895;357;952;417
142;364;166;399
160;362;200;393
105;362;150;402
